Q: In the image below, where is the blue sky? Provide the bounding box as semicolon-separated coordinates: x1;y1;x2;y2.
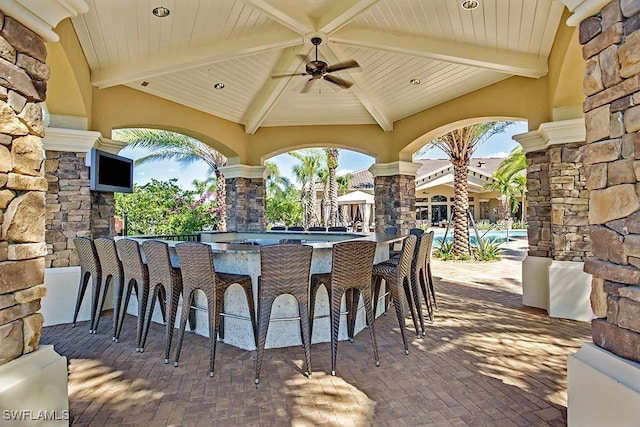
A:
120;121;528;190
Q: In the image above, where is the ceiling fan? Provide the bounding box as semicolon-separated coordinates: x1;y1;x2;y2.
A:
271;37;360;93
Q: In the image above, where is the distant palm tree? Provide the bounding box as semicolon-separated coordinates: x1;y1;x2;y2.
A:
418;122;512;257
114;128;228;230
336;173;352;196
290;150;323;229
485;147;527;221
325;148;340;227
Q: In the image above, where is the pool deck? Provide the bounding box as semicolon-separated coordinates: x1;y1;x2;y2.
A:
41;237;591;426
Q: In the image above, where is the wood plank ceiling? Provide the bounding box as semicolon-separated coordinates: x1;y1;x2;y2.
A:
71;0;565;134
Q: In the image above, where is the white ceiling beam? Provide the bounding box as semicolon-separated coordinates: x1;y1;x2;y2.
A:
244;45;313;134
240;0;314;35
324;45;393;131
92;30;302;89
317;0;382;34
331;28;549;79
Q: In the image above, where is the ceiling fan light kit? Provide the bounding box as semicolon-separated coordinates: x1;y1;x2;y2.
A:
271;37;360;93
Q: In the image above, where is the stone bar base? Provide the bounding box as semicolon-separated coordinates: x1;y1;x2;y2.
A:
568;342;640;426
0;345;69;426
522;256;594;321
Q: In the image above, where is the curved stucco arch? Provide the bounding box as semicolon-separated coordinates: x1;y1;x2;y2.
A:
259;140;377;164
402;116;528;159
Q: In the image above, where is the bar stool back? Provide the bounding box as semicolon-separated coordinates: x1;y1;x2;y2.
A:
255;243;313;384
94;238;124;340
72;237;102;334
372;235;418;354
311;240;378;376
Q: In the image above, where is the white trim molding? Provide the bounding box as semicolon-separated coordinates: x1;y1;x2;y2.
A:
219;164;268;180
0;0;89;42
513;118;586;154
368;161;421;178
43;127;101;153
560;0;612;26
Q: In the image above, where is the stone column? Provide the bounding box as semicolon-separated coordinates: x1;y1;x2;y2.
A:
578;0;640;363
479;199;489;220
369;161;421;234
515;118;593;321
220;164;266;232
0;9;48;367
43;128;126;267
566;1;640;425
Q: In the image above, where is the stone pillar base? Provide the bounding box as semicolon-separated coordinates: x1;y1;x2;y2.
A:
522;256;594;321
568;342;640;426
0;345;69;426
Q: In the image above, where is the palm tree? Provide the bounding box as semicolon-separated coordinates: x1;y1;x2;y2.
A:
317;168;329;226
418;122;512;257
336;173;352;196
290;150;323;229
485;147;527;221
114;128;228;230
325;148;340;227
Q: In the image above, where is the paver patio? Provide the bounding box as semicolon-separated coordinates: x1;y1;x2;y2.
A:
41;238;591;426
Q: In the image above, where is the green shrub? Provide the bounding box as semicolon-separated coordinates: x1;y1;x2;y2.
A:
511;219;528;229
473;238;503;261
434;240;471;261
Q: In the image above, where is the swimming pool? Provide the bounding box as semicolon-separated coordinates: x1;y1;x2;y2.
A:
434;229;527;245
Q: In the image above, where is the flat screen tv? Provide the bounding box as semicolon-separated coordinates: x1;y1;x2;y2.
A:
89;148;134;193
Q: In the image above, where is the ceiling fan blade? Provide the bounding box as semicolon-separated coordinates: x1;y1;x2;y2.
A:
301;78;315;93
297;54;311;65
323;74;353;90
326;59;360;73
271;72;307;79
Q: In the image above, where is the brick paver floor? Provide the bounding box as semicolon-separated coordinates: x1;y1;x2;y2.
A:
41;238;591;426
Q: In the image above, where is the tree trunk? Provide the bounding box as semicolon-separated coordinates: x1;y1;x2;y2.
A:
215;170;226;231
453;160;470;256
326;148;339;227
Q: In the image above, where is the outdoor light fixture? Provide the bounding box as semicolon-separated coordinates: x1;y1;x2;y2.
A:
213;83;225;90
152;6;170;17
461;0;479;10
410;79;421;86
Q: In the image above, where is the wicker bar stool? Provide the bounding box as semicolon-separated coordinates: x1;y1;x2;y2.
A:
380;232;432;333
371;234;418;355
115;238;165;351
421;231;438;312
139;240;184;362
310;240;379;376
173;242;255;377
93;238;124;340
255;243;313;385
72;237;102;334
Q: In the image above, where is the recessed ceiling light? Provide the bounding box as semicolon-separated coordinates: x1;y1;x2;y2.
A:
152;6;170;17
213;83;225;90
410;79;421;86
461;0;479;10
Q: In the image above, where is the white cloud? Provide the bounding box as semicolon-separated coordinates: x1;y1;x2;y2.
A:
487;151;510;158
337;169;353;176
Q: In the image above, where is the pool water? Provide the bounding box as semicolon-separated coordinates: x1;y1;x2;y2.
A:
434;229;527;245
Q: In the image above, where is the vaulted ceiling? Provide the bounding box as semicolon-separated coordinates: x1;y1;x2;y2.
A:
71;0;565;134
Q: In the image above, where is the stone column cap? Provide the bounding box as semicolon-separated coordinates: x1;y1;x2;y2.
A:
1;0;89;42
219;164;267;179
513;118;585;154
562;0;612;26
369;161;422;177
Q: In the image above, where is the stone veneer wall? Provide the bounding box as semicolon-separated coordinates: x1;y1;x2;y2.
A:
549;143;591;261
525;150;552;257
44;151;115;267
580;0;640;363
373;175;416;233
225;177;265;231
0;13;48;366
